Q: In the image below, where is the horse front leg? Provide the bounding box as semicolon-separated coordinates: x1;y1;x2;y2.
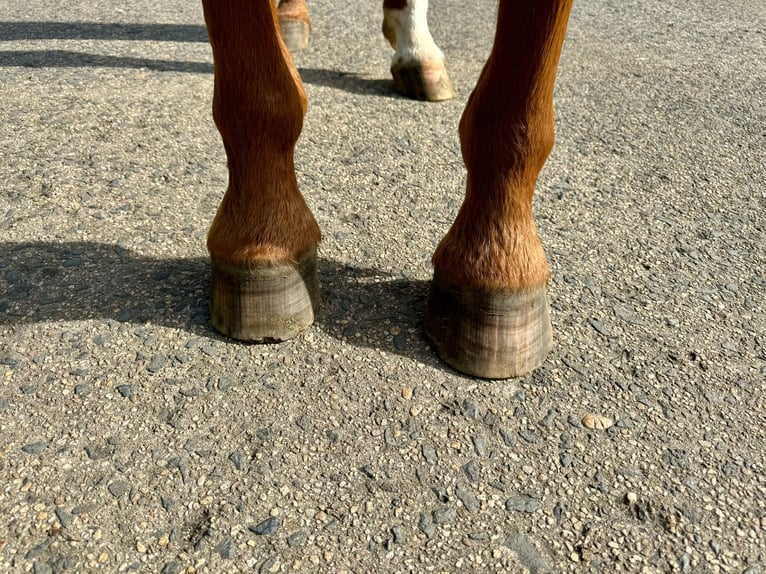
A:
382;0;454;101
425;0;574;378
202;0;321;342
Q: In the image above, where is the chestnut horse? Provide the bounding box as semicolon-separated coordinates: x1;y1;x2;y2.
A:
201;0;574;378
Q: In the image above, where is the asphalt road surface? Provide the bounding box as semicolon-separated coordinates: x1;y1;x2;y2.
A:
1;0;764;572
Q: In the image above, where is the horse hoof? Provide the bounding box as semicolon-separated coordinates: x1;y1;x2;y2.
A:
391;61;455;101
210;248;319;342
279;18;310;52
424;275;552;378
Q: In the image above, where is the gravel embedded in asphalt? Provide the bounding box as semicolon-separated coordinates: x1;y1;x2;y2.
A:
1;0;765;572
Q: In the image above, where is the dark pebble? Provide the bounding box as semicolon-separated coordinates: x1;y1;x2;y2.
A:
166;457;189;484
499;427;517;447
250;516;280;535
587;317;612;337
431;485;449;503
218;376;234;392
259;555;278;574
228;452;248;471
483;411;500;426
160;495;175;512
55;508;72;529
422;443;438;465
455;482;480;512
722;460;741;478
709;539;721;556
71;504;98;516
33;562;52;574
200;345;218;357
94;334;111;345
518;429;539;444
391;525;404;544
22;441;47;454
84;444;113;460
393;333;407;351
0;398;8;411
62;257;84;268
108;481;130;499
147;355;166;373
553;501;566;524
662;448;690;469
417;513;435;538
505;495;542;513
462;399;478;419
463;460;480;483
25;541;50;559
74;384;90;396
505;533;553;573
161;561;182;574
185;338;202;349
0;353;22;367
20;384;37;395
469;532;489;541
218;537;236;559
287;531;308;548
472;434;488;457
432;506;457;525
50;555;78;572
359;465;376;479
615;417;635;429
116;384;134;398
539;409;558;427
567;415;584;428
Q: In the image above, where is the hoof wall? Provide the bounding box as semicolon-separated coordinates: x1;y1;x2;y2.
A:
210;249;318;342
391;62;455;101
424;277;552;379
279;18;310;52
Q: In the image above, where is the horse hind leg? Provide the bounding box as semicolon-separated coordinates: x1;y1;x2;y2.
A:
382;0;454;101
278;0;311;51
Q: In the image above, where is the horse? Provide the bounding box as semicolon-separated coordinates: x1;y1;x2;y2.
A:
200;0;574;379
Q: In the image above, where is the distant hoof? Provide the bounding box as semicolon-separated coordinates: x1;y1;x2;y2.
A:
424;275;552;379
391;62;455;101
279;18;310;51
210;248;318;342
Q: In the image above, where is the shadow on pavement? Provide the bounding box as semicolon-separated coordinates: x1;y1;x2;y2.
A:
0;21;402;97
0;49;213;73
0;21;208;42
298;68;400;99
0;241;437;366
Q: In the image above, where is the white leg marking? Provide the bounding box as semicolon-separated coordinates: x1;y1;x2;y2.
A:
384;0;445;68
